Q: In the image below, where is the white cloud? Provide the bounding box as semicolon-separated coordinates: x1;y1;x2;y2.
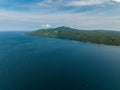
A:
66;0;110;6
0;9;120;31
42;24;51;29
112;0;120;2
36;0;53;7
35;0;63;8
37;3;52;8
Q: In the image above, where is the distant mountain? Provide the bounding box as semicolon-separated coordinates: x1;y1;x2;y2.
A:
27;26;120;46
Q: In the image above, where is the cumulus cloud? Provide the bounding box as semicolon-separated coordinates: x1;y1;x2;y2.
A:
42;24;51;29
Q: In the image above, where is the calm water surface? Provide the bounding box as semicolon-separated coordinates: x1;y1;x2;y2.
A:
0;32;120;90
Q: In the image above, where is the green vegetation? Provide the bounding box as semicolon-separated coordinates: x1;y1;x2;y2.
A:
27;26;120;46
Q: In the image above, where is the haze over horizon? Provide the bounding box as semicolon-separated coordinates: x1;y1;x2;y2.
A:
0;0;120;31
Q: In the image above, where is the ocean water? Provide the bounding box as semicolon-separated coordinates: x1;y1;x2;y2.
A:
0;31;120;90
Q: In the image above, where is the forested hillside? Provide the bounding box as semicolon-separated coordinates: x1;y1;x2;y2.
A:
27;26;120;46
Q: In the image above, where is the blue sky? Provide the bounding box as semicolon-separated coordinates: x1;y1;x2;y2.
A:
0;0;120;31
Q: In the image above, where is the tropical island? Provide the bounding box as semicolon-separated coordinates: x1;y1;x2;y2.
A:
27;26;120;46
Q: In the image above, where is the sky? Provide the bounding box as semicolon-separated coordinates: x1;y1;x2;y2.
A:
0;0;120;31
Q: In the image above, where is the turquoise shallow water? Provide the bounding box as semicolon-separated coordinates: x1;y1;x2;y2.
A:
0;32;120;90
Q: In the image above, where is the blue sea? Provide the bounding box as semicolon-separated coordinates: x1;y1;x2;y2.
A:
0;31;120;90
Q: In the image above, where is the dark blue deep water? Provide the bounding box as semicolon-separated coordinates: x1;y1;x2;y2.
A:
0;32;120;90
